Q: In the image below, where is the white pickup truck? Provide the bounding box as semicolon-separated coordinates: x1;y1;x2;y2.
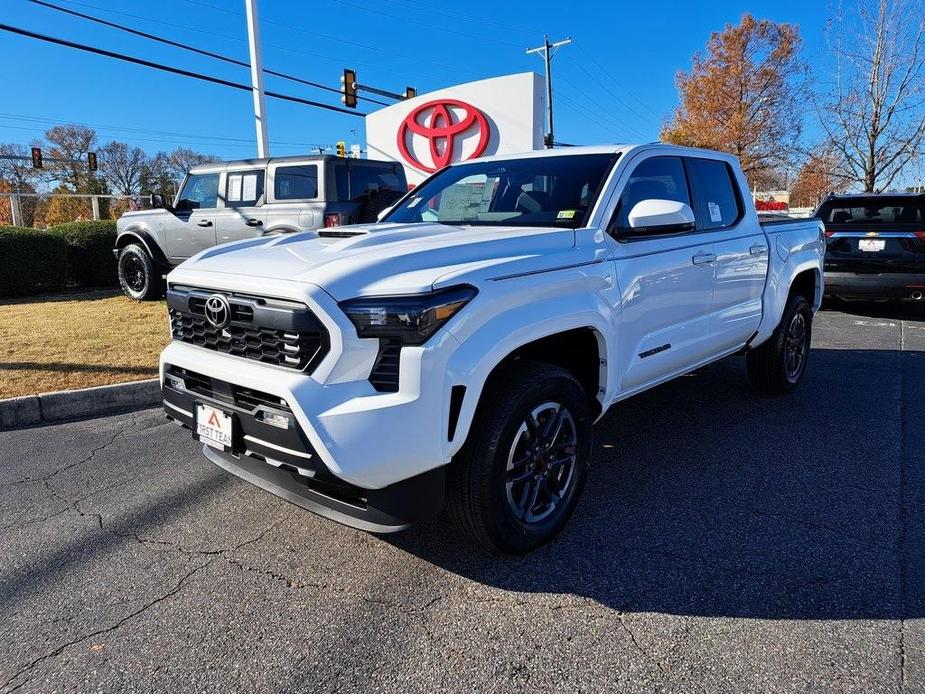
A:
160;144;824;554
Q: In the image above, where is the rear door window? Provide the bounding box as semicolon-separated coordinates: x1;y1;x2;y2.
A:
686;158;741;230
225;169;265;207
274;164;319;200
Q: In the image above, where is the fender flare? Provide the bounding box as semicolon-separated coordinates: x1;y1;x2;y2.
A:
443;292;617;458
116;228;170;269
751;259;823;347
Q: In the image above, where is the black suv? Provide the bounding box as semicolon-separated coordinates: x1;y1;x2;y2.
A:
816;193;925;301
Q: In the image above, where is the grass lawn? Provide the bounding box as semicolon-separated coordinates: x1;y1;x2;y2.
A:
0;289;169;399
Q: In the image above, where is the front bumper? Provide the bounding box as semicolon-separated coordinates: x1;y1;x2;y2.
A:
824;271;925;299
162;366;445;532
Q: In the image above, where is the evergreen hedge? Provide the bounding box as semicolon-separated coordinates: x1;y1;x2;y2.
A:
0;220;118;297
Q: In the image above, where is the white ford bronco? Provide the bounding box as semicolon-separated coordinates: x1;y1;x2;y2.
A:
160;144;825;554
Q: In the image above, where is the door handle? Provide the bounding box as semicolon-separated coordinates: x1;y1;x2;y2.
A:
245;218;263;227
691;252;716;265
197;219;212;227
749;244;768;256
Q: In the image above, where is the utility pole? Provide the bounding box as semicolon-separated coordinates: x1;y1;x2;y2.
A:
526;35;571;148
244;0;269;157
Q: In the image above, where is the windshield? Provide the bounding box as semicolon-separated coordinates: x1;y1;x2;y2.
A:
816;197;925;225
383;153;617;228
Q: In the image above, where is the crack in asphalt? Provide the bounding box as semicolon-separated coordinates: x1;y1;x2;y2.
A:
0;519;282;693
0;424;130;489
1;559;214;694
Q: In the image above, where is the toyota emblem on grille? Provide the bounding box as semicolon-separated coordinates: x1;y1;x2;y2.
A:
204;294;231;328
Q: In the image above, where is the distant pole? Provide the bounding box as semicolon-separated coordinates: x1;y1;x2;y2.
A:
526;35;571;148
244;0;269;157
9;194;22;227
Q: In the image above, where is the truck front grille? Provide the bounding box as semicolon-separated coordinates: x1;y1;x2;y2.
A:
167;286;329;373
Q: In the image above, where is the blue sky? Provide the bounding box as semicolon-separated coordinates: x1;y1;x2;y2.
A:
0;0;832;160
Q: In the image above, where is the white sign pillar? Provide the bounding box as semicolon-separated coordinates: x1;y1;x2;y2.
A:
244;0;269;158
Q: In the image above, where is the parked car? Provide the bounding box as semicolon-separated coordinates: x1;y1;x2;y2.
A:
113;155;407;300
159;144;824;553
815;192;925;302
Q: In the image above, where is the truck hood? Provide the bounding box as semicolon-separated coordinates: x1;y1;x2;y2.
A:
175;222;581;299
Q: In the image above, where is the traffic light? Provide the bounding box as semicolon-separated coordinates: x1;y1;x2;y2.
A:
341;69;357;108
31;147;42;169
404;87;417;99
87;152;98;172
336;141;346;158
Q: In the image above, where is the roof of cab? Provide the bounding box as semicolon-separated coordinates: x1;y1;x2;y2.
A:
453;142;743;165
188;154;400;174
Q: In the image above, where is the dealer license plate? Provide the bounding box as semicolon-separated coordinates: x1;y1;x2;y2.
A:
859;239;885;252
196;403;233;451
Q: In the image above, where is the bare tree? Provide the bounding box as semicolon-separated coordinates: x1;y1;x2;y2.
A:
44;125;97;191
817;0;925;192
98;141;149;196
167;147;219;183
0;143;40;191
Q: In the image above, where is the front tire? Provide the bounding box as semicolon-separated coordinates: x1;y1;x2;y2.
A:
746;293;813;395
118;244;163;301
446;361;592;554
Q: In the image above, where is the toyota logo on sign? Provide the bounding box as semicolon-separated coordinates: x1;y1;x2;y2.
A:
204;294;230;329
397;99;490;173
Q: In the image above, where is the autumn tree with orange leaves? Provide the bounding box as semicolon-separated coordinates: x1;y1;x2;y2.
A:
789;149;846;208
662;14;804;187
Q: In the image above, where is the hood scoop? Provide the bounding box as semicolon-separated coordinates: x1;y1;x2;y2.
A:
318;229;368;238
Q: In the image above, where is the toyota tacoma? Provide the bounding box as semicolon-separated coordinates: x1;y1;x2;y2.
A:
159;144;825;553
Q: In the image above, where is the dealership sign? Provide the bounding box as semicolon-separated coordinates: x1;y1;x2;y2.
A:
366;72;546;185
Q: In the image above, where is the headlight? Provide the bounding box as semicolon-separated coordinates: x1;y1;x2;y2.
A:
339;285;477;346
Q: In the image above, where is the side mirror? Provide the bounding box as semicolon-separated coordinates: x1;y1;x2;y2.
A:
376;205;394;222
625;199;695;236
150;193;168;210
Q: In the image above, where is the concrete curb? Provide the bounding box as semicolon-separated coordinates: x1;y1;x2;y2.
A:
0;379;160;429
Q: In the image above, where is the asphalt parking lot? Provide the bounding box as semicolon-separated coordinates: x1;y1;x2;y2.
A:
2;302;924;693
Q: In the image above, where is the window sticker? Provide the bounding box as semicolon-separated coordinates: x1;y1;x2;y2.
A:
227;174;242;202
407;196;423;208
242;174;258;201
708;201;722;223
557;209;577;219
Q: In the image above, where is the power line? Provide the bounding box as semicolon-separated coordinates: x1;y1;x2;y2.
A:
34;0;455;83
175;0;482;77
0;111;330;148
26;0;391;107
556;93;636;142
0;23;367;117
555;74;650;140
573;41;663;120
0;122;266;151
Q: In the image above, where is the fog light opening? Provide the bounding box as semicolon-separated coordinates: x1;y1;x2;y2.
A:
257;410;291;429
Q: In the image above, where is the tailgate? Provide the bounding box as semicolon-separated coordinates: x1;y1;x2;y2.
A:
824;227;925;273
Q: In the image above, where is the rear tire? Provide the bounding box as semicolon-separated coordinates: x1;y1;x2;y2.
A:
746;293;813;395
446;360;592;554
118;244;163;301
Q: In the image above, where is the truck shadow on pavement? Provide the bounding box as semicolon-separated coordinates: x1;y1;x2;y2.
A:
388;344;924;620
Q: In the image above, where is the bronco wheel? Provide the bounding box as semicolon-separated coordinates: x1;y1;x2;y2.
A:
746;293;813;395
446;360;592;554
118;244;163;300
